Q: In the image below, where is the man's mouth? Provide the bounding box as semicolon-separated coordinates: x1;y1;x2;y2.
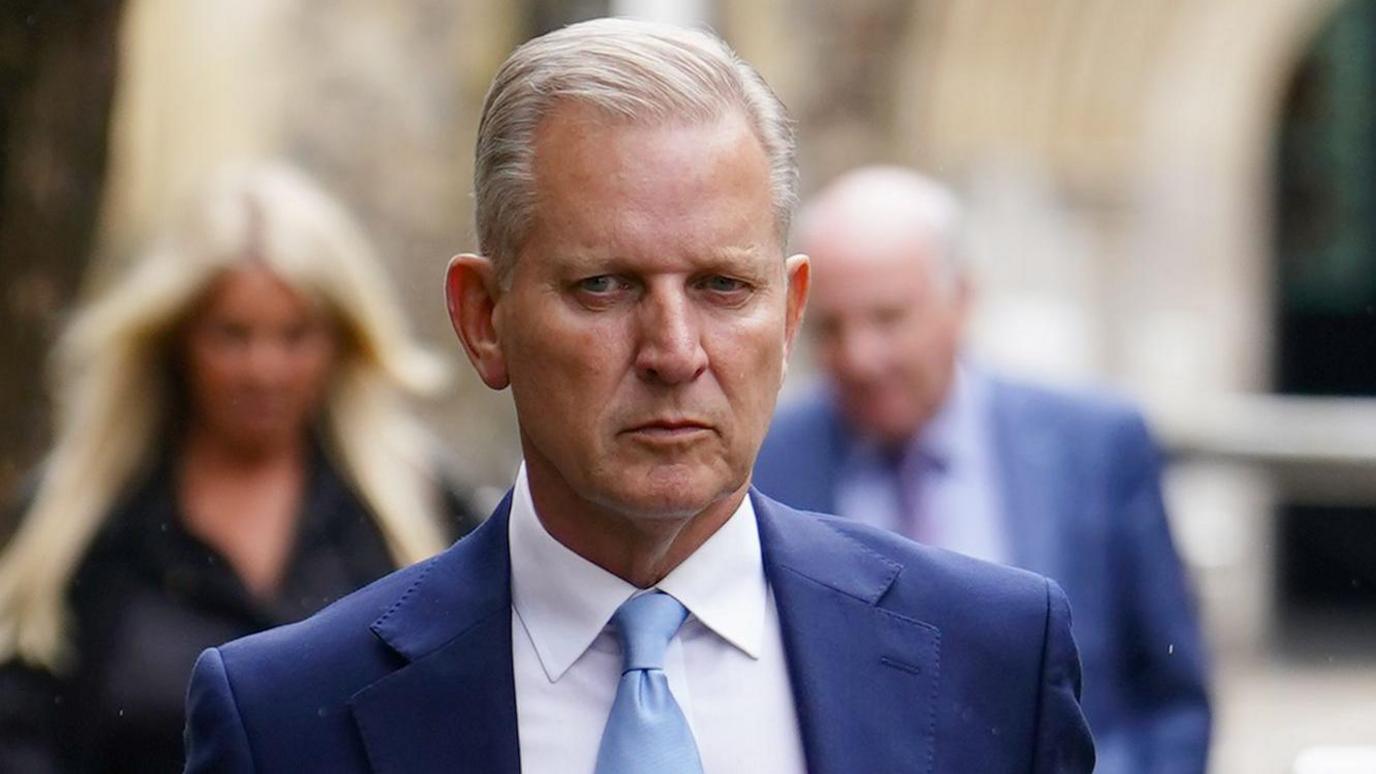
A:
623;419;714;437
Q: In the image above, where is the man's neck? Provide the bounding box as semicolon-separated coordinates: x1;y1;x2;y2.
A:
523;464;746;588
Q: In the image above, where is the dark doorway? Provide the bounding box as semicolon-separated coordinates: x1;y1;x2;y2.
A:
1274;0;1376;642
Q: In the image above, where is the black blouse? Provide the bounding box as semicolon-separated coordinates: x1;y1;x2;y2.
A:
0;449;477;773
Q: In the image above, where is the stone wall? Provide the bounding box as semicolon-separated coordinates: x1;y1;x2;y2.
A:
97;0;525;488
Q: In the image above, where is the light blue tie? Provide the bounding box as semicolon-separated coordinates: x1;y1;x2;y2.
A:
594;592;704;774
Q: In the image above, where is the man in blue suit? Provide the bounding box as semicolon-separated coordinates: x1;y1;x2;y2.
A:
184;19;1094;773
755;167;1211;773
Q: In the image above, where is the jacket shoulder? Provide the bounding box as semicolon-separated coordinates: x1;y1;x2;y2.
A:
823;509;1054;611
215;556;436;700
759;494;1058;637
989;374;1143;427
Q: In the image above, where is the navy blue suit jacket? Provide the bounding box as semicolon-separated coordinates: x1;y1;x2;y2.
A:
754;376;1211;773
184;490;1094;772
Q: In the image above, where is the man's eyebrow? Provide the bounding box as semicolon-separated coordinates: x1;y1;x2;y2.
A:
703;245;763;265
553;251;614;272
555;246;766;271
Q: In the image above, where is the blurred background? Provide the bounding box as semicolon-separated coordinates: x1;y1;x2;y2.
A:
3;1;1375;770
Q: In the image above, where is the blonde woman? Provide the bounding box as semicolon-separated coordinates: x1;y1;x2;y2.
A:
0;163;477;772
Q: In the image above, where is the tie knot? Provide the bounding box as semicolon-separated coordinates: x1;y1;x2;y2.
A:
611;591;688;672
886;443;941;475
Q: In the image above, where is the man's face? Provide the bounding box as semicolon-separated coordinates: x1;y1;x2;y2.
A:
806;226;966;447
491;104;807;521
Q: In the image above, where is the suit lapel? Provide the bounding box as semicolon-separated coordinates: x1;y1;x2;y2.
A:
350;495;521;774
348;487;947;773
755;492;941;774
989;379;1065;578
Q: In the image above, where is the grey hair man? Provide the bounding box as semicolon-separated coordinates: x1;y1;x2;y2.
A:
756;165;1211;773
184;21;1094;774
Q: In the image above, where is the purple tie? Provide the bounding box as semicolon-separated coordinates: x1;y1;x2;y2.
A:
892;447;932;544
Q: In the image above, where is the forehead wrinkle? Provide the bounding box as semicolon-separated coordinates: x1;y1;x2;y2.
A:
706;245;762;263
536;107;766;203
525;107;778;278
538;241;772;282
563;205;767;261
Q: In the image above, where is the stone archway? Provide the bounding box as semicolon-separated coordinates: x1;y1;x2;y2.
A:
874;1;1344;401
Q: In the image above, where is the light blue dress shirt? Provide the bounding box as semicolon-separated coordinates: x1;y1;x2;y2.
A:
834;366;1010;563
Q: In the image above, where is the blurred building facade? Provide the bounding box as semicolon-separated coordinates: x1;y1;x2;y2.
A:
4;0;1372;770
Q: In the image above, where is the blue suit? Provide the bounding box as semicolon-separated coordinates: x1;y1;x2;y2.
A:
184;491;1094;772
754;376;1211;773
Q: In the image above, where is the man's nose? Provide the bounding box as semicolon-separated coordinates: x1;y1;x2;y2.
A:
831;325;884;383
633;288;708;385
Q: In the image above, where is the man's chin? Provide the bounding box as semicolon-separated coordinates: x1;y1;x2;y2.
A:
598;488;714;521
591;467;742;522
840;404;923;446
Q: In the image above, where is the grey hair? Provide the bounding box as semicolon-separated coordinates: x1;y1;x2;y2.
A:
795;165;966;284
475;17;798;284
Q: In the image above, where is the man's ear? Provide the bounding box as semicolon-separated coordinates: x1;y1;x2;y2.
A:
782;253;811;354
445;253;509;390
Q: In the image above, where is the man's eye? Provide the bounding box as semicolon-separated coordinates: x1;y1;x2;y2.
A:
578;275;621;294
701;275;746;293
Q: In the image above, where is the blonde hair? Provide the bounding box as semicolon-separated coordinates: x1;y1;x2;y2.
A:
0;162;451;669
475;17;798;283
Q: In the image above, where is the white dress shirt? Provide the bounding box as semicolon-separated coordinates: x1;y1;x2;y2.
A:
508;464;807;774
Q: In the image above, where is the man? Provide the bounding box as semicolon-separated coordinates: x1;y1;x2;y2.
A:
184;20;1094;773
754;167;1211;773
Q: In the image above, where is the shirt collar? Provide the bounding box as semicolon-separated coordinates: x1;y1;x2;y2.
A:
508;463;766;683
910;364;975;468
